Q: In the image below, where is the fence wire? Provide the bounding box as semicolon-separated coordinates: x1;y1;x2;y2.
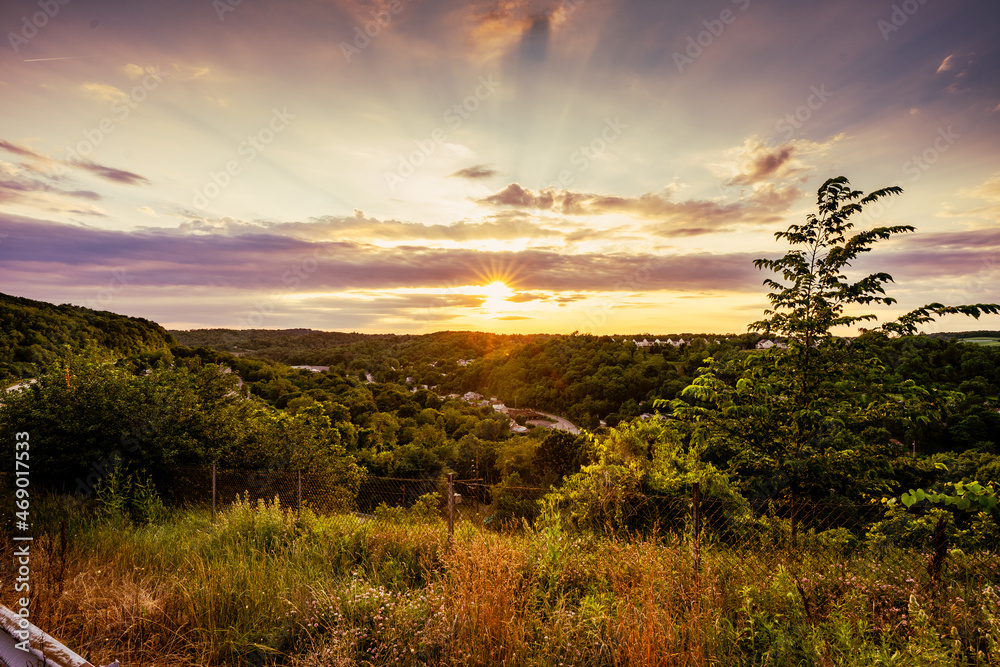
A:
154;468;997;560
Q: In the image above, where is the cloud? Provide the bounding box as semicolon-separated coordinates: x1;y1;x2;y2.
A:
0;168;102;208
939;172;1000;221
857;229;1000;288
936;54;956;74
177;212;561;243
959;172;1000;204
507;291;547;303
80;83;127;104
932;52;977;94
122;64;150;79
0;214;764;294
728;146;795;186
716;135;842;187
477;182;796;236
68;160;150;186
0;139;150;189
449;164;497;180
0;141;49;161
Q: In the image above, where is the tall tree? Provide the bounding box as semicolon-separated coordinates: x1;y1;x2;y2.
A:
666;177;1000;533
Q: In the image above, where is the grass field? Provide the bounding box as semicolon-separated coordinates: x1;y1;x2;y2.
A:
962;337;1000;347
4;495;999;666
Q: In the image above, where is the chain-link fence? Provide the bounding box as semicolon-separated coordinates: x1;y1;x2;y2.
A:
3;465;994;587
154;468;998;569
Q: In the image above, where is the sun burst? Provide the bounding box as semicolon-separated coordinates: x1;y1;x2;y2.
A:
480;280;514;314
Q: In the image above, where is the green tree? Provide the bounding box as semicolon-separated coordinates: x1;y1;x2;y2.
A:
665;177;999;533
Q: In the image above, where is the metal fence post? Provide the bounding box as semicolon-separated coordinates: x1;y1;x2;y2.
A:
448;473;455;549
297;469;302;512
211;464;216;519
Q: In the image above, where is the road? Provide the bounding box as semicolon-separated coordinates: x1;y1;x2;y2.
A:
527;410;580;434
4;379;36;393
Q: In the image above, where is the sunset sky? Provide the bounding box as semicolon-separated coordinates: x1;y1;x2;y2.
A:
1;0;998;335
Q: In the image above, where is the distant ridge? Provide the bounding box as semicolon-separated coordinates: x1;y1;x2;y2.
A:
0;292;174;381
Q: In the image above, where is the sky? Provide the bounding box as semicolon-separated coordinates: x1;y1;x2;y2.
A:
1;0;998;335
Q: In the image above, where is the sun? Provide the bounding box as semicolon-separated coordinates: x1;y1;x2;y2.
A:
481;280;514;300
481;280;514;314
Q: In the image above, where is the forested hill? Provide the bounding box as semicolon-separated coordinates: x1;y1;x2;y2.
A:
0;292;174;381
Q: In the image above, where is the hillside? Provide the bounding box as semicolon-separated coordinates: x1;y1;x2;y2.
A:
0;291;175;381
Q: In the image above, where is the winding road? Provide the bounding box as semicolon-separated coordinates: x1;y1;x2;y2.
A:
527;410;580;434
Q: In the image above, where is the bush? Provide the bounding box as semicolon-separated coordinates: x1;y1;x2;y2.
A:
95;466;167;526
212;494;316;552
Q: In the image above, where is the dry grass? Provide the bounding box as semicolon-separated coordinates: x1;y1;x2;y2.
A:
2;499;999;666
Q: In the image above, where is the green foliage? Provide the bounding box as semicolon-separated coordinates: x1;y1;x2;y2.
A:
874;479;1000;550
0;353;365;495
0;291;174;381
535;430;591;484
900;480;998;512
212;494;317;553
544;458;647;532
373;491;442;524
95;466;167;526
666;176;1000;507
487;472;542;525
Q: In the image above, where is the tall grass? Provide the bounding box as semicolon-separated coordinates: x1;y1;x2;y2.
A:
3;496;998;666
